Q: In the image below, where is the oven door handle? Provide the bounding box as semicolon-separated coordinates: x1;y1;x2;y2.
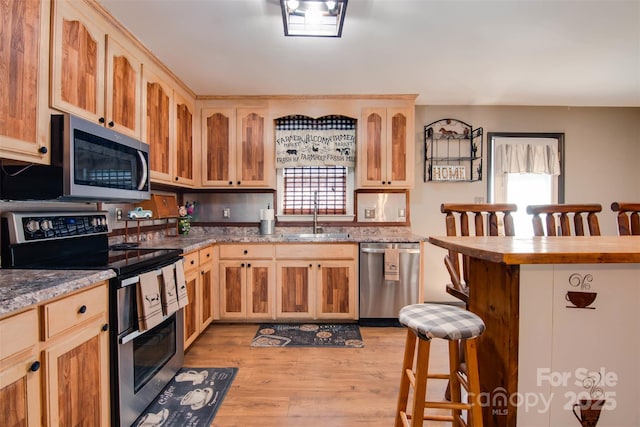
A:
119;311;178;344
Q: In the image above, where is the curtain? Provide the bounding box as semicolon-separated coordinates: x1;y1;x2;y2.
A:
495;137;560;175
275;115;356;168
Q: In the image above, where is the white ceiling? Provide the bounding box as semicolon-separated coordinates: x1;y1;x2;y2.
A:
98;0;640;106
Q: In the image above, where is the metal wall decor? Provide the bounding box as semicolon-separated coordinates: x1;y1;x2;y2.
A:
424;118;483;182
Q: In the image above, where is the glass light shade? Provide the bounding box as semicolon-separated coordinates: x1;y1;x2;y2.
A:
281;0;348;37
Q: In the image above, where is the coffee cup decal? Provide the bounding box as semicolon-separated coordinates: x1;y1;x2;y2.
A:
175;369;209;385
566;273;597;309
572;372;606;427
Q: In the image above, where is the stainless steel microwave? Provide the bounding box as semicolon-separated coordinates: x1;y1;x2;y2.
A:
0;114;150;202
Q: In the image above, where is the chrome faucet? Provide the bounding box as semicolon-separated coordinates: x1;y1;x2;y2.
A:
312;191;321;234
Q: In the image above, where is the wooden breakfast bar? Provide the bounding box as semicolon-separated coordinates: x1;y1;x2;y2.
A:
428;236;640;427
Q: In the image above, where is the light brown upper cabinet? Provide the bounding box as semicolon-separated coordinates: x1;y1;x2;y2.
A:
173;89;197;186
358;107;414;188
51;0;143;139
0;0;51;164
144;78;196;187
201;107;274;188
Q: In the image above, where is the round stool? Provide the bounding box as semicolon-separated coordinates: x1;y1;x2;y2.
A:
395;303;486;427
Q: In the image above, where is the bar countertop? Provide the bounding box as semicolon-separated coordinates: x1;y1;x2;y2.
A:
428;235;640;265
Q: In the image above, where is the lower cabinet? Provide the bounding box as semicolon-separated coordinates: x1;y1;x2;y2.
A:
0;281;110;427
213;243;358;321
218;244;276;320
276;257;357;320
0;309;40;427
182;245;216;349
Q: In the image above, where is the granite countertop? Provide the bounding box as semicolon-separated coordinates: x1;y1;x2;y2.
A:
0;269;116;317
129;226;427;253
0;226;425;318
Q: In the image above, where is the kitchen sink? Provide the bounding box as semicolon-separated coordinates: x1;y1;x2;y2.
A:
281;233;351;241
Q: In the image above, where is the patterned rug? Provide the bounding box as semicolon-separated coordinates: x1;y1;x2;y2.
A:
132;367;237;427
250;323;364;347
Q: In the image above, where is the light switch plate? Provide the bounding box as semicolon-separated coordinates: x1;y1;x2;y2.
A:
223;208;230;218
364;208;376;219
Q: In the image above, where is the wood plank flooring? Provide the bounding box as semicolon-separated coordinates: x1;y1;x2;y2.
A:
184;323;450;427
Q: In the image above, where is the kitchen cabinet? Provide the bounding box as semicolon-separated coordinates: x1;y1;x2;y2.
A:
182;245;216;349
51;0;143;139
201;107;275;188
0;0;51;164
275;244;358;320
143;64;196;187
358;107;414;188
41;283;110;427
0;282;110;427
218;244;276;320
0;309;41;427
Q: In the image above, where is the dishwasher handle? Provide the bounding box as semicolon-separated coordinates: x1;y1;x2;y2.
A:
360;247;421;254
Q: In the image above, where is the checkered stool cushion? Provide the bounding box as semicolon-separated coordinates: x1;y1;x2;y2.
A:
399;304;485;341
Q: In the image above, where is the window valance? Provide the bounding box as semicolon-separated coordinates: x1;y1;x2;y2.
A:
494;137;560;175
275;115;356;168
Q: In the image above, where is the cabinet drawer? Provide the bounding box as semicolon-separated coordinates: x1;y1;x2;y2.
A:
0;309;38;360
199;246;214;264
276;243;357;260
183;250;200;271
42;285;107;340
219;244;274;260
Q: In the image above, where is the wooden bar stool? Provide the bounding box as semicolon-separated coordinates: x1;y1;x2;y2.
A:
395;304;485;427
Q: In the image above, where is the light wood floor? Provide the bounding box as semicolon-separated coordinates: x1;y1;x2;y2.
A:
184;323;451;427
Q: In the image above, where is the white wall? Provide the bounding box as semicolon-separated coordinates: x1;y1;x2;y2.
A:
410;106;640;302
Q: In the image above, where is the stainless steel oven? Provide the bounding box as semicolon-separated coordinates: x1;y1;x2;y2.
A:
114;263;184;427
1;211;184;427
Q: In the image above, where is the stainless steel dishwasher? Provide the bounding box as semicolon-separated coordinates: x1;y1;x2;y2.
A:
359;242;421;326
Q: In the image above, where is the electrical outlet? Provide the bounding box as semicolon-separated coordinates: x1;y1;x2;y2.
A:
223;208;231;219
398;208;406;218
115;208;123;221
474;196;485;203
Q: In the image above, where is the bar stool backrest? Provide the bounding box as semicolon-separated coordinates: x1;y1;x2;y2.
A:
440;203;518;303
526;204;602;236
611;202;640;236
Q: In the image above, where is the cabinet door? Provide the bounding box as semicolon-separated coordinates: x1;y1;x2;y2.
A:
236;108;274;187
247;261;275;319
386;107;413;188
142;65;173;183
173;90;196;186
219;262;246;319
0;0;50;164
43;323;110;427
360;108;386;186
359;107;414;188
201;108;236;187
276;261;315;319
105;35;142;138
51;0;106;124
316;260;357;319
0;358;41;427
199;260;215;329
183;268;200;348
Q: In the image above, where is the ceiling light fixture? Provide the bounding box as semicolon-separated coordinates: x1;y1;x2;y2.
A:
281;0;348;38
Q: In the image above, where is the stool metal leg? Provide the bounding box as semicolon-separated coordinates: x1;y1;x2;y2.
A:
395;329;417;427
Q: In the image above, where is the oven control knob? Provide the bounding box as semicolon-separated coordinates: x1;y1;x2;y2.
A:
91;217;98;227
100;217;107;226
25;220;40;233
40;220;51;231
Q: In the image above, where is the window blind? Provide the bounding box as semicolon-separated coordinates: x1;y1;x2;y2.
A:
283;166;347;215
